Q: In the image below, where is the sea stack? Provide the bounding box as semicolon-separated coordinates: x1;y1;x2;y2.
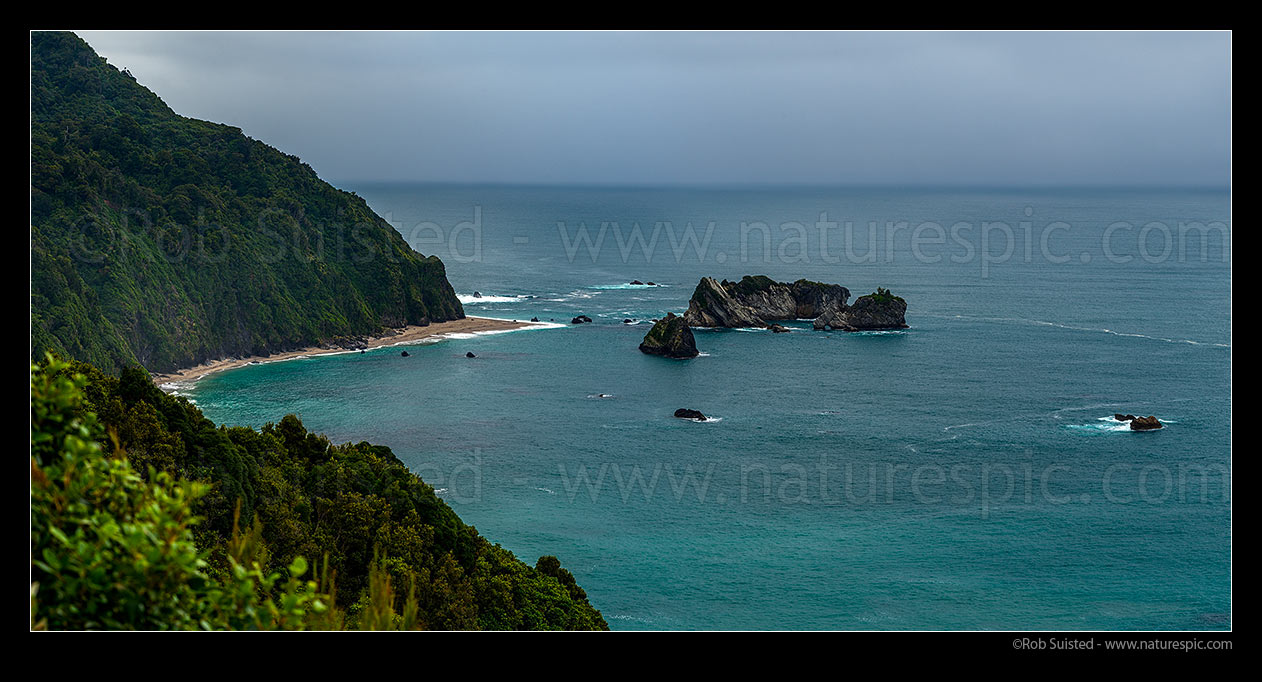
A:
1130;416;1163;431
813;288;909;331
683;275;851;328
639;313;700;359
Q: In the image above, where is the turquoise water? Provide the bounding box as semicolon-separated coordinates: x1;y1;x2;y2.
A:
182;186;1231;630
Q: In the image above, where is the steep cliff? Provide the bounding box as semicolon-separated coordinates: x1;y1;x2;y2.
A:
31;32;464;373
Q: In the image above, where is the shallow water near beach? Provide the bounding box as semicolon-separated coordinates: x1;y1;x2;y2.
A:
186;185;1231;630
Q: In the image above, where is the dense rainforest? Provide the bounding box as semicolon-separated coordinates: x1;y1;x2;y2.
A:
31;31;463;374
31;356;608;630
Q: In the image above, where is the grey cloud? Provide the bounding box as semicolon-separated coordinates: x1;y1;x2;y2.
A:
73;30;1230;186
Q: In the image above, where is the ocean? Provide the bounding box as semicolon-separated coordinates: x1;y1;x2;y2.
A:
179;185;1231;630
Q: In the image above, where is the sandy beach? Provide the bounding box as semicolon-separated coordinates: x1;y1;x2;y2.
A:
150;316;547;386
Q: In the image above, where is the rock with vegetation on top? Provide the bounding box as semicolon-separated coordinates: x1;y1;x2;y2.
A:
814;288;908;331
639;313;699;359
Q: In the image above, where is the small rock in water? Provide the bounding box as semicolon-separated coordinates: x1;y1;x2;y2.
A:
359;350;365;354
400;351;410;357
1114;413;1136;422
1130;416;1162;431
630;280;644;285
623;318;634;324
531;317;540;322
466;352;476;358
674;408;706;420
571;315;592;324
767;323;790;333
472;291;482;298
646;281;657;286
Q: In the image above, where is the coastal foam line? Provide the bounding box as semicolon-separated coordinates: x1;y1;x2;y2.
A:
463;288;636;304
457;293;535;304
155;316;560;393
924;313;1230;348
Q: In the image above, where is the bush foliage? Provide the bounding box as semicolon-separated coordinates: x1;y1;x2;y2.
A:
31;356;607;630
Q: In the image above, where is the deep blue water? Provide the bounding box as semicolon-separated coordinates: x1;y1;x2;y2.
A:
180;185;1231;630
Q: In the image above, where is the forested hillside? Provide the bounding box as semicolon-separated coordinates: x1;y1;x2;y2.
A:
31;356;607;630
31;32;463;373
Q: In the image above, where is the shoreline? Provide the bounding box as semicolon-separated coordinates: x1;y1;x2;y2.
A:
150;316;553;387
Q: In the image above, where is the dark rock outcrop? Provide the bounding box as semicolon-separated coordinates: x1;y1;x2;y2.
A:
683;275;850;328
571;315;592;324
1114;414;1137;422
530;317;540;322
674;408;706;420
639;313;699;359
683;277;765;328
466;352;476;358
630;280;644;285
1130;416;1162;431
787;279;850;319
813;289;908;331
400;351;410;357
767;324;790;333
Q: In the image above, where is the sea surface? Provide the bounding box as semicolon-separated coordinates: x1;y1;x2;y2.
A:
182;185;1231;630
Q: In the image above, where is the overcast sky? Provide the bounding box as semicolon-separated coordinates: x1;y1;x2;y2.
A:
75;31;1230;187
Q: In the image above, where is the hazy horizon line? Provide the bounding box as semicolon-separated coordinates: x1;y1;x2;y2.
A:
333;179;1232;192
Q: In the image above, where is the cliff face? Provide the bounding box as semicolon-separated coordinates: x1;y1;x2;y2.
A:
31;32;464;373
789;279;851;318
683;277;767;327
683;275;851;328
